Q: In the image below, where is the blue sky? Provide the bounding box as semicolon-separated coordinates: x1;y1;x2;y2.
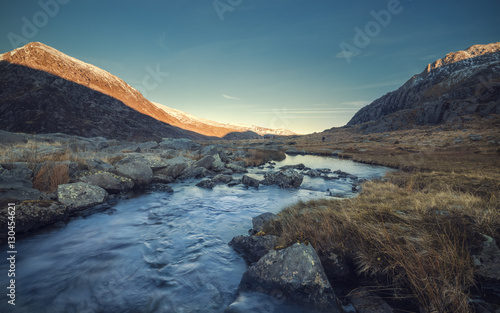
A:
1;0;499;134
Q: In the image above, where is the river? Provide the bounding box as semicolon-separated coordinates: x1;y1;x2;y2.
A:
0;155;392;313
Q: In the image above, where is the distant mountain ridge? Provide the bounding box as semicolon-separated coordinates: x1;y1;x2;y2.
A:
152;102;296;137
347;42;500;132
0;42;295;139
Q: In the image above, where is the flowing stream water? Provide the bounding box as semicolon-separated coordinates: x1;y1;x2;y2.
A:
0;155;393;313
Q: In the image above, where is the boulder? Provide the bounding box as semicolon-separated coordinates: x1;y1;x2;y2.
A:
279;163;305;170
114;161;153;185
158;138;201;151
212;174;233;184
347;288;394;313
0;162;33;180
232;160;247;168
0;200;68;234
57;182;108;210
238;243;340;312
178;166;212;180
196;179;216;189
242;175;260;188
0;175;42;201
227;163;248;174
472;235;500;281
80;172;134;193
229;235;279;264
116;153;172;171
320;251;351;281
286;147;299;154
84;159;113;172
211;154;226;172
195;155;215;170
252;212;279;234
154;157;192;180
263;169;303;188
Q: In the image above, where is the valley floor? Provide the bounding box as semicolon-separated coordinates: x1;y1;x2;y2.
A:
237;114;500;312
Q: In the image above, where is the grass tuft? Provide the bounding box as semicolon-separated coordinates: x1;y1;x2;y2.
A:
267;176;499;312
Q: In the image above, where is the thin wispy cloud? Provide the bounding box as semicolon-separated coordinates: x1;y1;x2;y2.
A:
222;94;242;100
342;101;370;106
351;81;401;90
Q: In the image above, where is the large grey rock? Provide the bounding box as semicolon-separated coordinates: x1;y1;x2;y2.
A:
227;163;248;174
242;175;260;188
473;235;500;281
80;172;134;193
252;212;279;234
0;162;33;180
212;174;233;184
114;161;153;185
195;155;215;170
178;166;212;180
211;154;226;172
57;182;108;210
263;169;303;188
84;159;113;172
116;153;172;171
158;138;201;151
229;235;279;264
154;157;192;180
320;251;351;281
0;175;42;201
347;287;394;313
0;200;68;234
238;243;340;312
195;179;216;189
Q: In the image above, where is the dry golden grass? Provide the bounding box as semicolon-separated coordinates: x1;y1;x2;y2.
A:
243;148;286;166
33;163;70;193
265;178;499;312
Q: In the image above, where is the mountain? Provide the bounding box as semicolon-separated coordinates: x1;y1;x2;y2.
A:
152;102;296;137
0;42;294;140
347;42;500;132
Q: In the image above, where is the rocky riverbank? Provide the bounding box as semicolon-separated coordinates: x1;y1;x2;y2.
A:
226;206;500;313
0;130;365;242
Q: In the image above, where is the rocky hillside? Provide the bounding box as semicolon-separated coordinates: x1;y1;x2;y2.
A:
0;42;294;138
0;61;205;141
347;42;500;132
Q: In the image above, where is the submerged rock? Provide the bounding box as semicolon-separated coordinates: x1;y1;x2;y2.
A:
57;182;108;210
238;243;340;312
229;235;279;264
242;175;260;188
227;163;248;174
196;179;216;189
263;169;303;188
